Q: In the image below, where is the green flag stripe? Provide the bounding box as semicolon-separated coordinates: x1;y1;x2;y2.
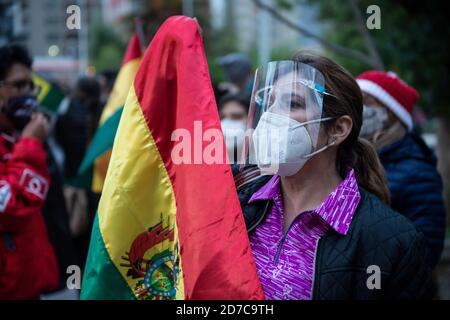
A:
81;213;135;300
40;86;65;112
66;164;92;189
78;107;124;175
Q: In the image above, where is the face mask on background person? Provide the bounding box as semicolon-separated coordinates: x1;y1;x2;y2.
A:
252;112;335;176
360;104;388;140
221;118;246;163
1;94;40;130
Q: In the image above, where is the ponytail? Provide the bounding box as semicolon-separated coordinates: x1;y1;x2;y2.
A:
337;137;390;204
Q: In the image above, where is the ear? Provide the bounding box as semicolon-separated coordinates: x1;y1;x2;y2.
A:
328;115;353;146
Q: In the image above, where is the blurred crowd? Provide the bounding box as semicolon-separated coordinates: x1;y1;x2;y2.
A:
0;43;447;299
0;44;117;298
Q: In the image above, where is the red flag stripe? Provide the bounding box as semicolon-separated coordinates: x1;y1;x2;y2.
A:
122;33;142;66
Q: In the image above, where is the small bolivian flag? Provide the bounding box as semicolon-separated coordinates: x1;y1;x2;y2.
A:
77;32;143;193
32;73;65;112
80;16;264;300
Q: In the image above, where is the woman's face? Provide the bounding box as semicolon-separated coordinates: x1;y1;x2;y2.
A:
264;74;327;148
219;100;248;124
362;92;397;126
264;73;350;157
266;73;320;124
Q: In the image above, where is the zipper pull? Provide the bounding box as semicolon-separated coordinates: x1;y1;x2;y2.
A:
273;235;286;264
274;217;298;264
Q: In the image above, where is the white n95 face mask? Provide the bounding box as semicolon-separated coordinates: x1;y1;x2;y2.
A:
221;119;246;163
252;112;334;176
360;105;388;139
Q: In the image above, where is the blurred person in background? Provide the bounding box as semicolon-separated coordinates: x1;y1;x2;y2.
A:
55;76;102;269
357;71;446;270
98;70;118;107
56;77;102;179
0;44;59;299
218;53;253;100
219;93;249;163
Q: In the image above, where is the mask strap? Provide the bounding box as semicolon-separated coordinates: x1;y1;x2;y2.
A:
291;116;334;129
303;139;336;159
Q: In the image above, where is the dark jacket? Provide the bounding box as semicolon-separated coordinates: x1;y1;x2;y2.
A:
378;133;446;269
55;97;102;179
233;166;432;299
41;143;79;289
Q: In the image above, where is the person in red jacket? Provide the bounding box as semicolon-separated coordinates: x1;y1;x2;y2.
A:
0;44;59;299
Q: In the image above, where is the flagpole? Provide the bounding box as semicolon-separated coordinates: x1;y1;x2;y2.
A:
134;17;146;52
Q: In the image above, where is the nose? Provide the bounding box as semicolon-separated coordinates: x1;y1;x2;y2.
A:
267;100;289;115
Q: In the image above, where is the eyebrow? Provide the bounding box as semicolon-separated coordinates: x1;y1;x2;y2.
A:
280;92;305;104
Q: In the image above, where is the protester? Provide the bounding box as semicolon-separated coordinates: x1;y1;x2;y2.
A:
233;52;432;299
219;93;249;123
98;70;118;107
219;93;249;163
56;77;102;179
0;44;59;298
218;53;253;100
357;70;446;269
55;76;102;268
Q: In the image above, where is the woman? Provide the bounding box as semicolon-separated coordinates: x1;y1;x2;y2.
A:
219;93;249;124
233;52;431;300
219;93;250;163
357;70;446;270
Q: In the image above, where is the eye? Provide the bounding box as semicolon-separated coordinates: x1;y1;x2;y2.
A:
291;100;305;110
290;96;306;110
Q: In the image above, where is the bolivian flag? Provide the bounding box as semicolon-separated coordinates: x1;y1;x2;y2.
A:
81;16;264;300
77;33;143;193
32;73;65;112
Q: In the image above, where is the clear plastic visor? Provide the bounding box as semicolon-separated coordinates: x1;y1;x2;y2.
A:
242;60;334;168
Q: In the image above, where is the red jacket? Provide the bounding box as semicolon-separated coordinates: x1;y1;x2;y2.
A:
0;134;59;299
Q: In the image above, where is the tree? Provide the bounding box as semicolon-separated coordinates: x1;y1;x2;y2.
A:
253;0;384;69
89;22;125;72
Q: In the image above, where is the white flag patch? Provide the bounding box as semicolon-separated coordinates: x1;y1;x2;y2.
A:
20;169;49;200
0;180;12;212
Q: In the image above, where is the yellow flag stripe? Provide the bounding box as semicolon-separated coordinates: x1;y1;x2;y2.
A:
91;58;141;192
91;150;111;193
98;85;184;299
99;59;141;125
32;74;51;101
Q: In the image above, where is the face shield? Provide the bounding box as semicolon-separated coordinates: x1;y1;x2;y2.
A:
242;61;336;176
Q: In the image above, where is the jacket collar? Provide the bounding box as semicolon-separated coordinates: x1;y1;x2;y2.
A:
248;170;361;235
378;132;436;165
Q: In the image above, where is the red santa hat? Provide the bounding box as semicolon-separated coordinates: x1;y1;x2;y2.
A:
356;71;419;131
